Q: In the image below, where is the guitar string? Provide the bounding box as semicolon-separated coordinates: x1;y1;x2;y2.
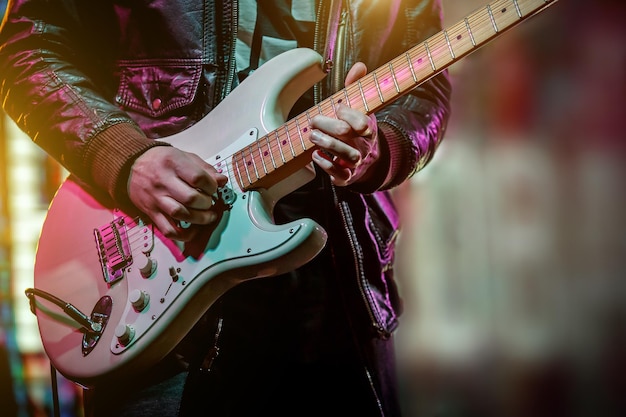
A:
117;0;527;239
193;0;533;191
58;0;544;269
40;1;548;280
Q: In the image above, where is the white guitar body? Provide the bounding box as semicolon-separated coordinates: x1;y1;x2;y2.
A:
32;48;329;387
31;0;559;387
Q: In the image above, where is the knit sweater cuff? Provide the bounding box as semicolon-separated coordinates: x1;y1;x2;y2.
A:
377;121;416;190
84;122;172;204
347;121;414;194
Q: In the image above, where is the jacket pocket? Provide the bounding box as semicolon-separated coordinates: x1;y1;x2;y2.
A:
362;191;403;334
364;191;400;267
115;60;203;118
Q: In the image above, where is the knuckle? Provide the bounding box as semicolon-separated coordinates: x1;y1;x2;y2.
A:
161;226;179;240
187;171;208;187
336;122;352;137
169;204;187;219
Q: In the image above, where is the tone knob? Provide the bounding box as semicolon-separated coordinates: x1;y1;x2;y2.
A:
129;289;150;311
114;323;135;346
139;257;157;278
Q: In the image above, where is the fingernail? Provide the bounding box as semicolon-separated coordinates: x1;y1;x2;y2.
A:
310;130;323;144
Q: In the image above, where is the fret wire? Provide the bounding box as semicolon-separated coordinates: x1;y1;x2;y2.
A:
359;79;371;108
295;117;307;154
443;29;455;59
372;71;384;103
431;33;454;69
255;139;268;175
466;6;495;46
342;88;350;108
389;62;400;93
331;91;344;109
464;18;477;46
346;84;360;112
424;40;436;71
447;21;474;58
368;74;381;106
405;52;418;83
376;67;395;101
317;101;327;116
232;154;244;189
240;150;253;186
241;150;253;185
391;55;415;92
275;130;286;163
513;0;522;17
265;135;277;169
285;126;296;158
291;119;306;151
495;1;527;36
304;109;315;147
487;4;499;32
357;79;369;112
230;156;245;191
282;124;295;156
246;145;260;180
322;100;335;117
412;49;435;81
329;95;337;118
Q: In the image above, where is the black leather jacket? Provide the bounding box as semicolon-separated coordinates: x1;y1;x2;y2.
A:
0;0;450;340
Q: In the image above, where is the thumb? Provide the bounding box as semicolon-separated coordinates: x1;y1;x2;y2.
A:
345;62;367;86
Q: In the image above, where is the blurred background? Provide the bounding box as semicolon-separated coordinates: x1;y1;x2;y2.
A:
0;0;624;416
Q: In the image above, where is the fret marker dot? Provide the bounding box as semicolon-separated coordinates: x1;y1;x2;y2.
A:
457;34;462;40
282;140;287;145
418;58;423;64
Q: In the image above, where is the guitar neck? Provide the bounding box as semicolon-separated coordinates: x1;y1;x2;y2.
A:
233;0;558;191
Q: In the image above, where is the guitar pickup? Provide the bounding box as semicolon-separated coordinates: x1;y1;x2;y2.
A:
94;217;133;284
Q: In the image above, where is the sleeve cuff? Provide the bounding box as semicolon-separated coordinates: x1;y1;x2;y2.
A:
84;122;172;204
348;121;416;194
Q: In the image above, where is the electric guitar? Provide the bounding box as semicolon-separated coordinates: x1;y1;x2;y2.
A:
28;0;559;387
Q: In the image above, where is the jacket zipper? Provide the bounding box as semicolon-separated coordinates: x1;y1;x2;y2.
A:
224;0;238;99
330;8;347;93
313;0;326;104
336;198;387;416
336;197;389;337
318;0;389;338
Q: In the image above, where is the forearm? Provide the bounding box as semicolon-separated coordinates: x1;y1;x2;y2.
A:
376;72;452;190
0;0;161;203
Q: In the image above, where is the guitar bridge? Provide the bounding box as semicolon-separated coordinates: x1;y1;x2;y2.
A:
94;216;133;284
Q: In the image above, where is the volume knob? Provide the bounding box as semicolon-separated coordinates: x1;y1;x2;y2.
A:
129;289;150;311
139;257;157;278
114;324;135;346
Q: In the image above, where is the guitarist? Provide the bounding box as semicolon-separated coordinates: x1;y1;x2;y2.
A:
0;1;451;416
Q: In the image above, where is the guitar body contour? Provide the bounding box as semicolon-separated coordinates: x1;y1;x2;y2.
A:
31;0;560;387
32;48;328;387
